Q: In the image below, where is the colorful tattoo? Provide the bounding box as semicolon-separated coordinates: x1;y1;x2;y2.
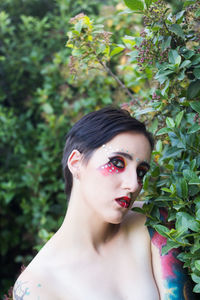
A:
148;209;196;300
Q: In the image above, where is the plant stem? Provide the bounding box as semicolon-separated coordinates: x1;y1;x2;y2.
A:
97;58;140;105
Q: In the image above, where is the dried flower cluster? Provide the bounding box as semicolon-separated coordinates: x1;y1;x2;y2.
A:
69;56;77;75
134;0;171;70
194;113;200;125
100;31;112;44
135;32;169;70
143;0;167;27
69;13;86;24
152;92;161;100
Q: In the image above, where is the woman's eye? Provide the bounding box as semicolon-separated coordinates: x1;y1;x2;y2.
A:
110;157;125;169
137;168;147;179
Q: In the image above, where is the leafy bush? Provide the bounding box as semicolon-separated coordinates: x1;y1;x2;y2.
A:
1;0;200;297
0;0;118;297
66;0;200;293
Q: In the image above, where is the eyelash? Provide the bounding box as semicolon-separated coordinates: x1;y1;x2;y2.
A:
104;156;149;182
137;167;148;184
109;156;126;170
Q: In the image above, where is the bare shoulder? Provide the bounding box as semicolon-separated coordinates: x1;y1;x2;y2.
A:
13;267;57;300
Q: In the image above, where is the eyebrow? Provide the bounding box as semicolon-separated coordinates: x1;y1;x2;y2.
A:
111;151;133;161
111;151;150;169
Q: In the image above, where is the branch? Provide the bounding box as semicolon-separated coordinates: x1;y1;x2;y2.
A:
97;58;141;106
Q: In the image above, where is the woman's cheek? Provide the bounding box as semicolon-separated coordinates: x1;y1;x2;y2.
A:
98;163;124;176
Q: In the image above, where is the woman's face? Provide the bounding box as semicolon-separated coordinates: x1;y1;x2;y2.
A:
78;132;152;224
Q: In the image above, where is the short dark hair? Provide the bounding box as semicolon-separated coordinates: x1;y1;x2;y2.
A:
62;106;154;196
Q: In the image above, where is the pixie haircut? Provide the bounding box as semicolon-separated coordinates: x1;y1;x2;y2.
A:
62;106;154;196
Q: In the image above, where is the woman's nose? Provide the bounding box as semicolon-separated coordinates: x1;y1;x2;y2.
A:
121;171;140;193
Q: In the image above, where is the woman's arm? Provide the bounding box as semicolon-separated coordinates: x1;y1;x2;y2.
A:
150;226;196;300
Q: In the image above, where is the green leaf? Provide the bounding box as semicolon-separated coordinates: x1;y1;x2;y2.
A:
195;8;200;17
181;178;188;199
75;20;83;34
163;147;183;158
122;35;136;48
161;36;172;51
42;103;53;114
187;80;200;99
184;0;196;8
176;212;200;233
187;123;200;134
175;55;181;66
155;69;175;78
169;24;185;39
168;49;181;65
176;177;188;199
189;178;200;185
175;111;184;127
161;79;170;95
180;60;191;69
154;225;170;238
132;207;146;214
162;240;180;255
195;260;200;272
149;118;158;134
196;208;200;221
191;274;200;284
176;10;185;22
145;0;152;9
177;70;185;81
4;192;15;204
96;43;106;55
194;68;200;79
191;55;200;66
156;139;163;152
161;187;172;193
181;48;194;59
183;169;200;182
190;101;200;114
110;46;124;57
124;0;144;11
193;283;200;293
156;127;172;135
166;117;175;128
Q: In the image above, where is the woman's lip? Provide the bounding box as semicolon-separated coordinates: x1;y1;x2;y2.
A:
115;197;131;208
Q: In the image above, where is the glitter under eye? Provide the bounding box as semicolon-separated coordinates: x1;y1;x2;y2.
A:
99;156;126;176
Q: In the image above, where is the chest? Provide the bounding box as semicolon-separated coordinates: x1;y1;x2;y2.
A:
56;242;159;300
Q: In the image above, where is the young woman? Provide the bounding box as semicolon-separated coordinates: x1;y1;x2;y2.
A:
13;107;195;299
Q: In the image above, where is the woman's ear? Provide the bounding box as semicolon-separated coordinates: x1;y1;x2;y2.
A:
67;150;82;179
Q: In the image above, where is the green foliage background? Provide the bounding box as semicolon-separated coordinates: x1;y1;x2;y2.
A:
0;0;117;296
1;0;200;298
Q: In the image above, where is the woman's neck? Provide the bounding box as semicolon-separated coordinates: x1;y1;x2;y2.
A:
60;193;119;254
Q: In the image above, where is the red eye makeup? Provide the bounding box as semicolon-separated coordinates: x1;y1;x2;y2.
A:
99;156;126;176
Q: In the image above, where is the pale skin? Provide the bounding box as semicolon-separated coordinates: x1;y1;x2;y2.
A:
13;132;193;300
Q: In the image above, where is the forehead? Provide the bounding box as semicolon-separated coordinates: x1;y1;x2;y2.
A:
106;132;151;153
90;131;152;164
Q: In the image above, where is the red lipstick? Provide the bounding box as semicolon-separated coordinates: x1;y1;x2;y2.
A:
115;196;131;208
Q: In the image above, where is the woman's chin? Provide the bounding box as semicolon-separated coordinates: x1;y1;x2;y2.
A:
105;211;128;225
